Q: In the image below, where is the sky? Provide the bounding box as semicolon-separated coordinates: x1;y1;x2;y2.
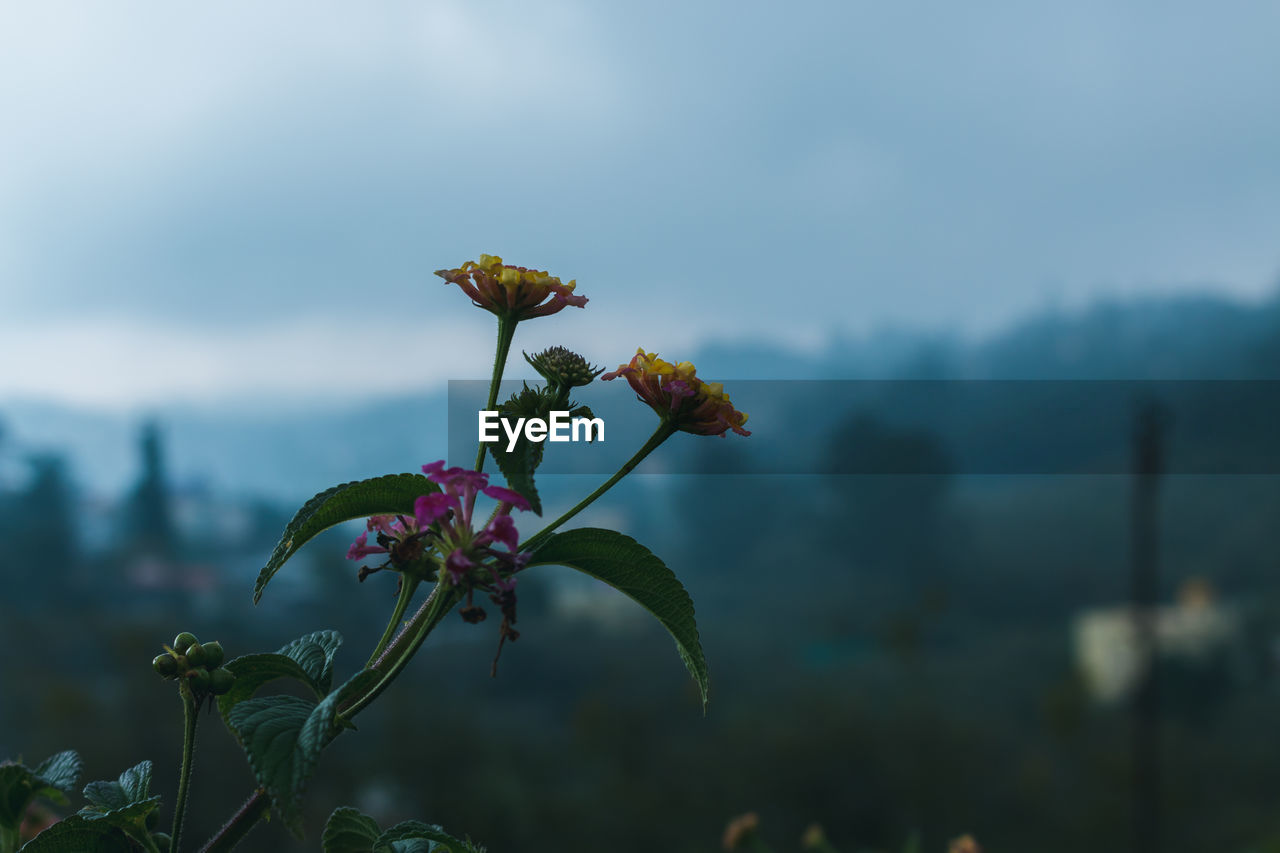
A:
2;0;1279;409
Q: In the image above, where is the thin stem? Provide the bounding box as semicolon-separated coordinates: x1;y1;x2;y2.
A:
197;789;269;853
475;316;518;473
170;681;200;853
338;581;461;722
366;575;421;668
196;582;459;851
521;420;676;554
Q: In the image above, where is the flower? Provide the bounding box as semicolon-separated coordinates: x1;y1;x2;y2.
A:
435;254;586;321
948;835;982;853
348;461;534;671
800;824;828;850
721;812;760;851
602;348;751;437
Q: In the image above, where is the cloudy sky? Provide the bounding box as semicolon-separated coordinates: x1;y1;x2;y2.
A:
2;1;1278;408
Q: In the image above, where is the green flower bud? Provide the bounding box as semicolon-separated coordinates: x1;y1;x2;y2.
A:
186;669;211;691
209;667;236;696
172;632;198;654
152;832;171;852
152;654;178;679
202;641;225;668
185;641;208;667
524;346;604;388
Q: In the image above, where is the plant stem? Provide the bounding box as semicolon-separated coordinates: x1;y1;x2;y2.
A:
170;681;200;853
198;583;458;851
338;581;460;722
366;575;420;668
475;316;518;473
521;420;676;553
196;789;269;853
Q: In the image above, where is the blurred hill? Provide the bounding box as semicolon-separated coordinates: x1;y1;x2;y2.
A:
4;289;1280;502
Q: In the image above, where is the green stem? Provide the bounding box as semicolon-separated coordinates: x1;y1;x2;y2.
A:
196;789;269;853
475;316;518;473
170;682;199;853
522;420;676;553
366;575;421;668
338;581;461;722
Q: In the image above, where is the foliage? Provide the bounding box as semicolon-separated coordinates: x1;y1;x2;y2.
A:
7;253;744;851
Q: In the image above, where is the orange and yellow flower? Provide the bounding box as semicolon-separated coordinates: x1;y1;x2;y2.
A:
435;254;586;321
602;349;750;437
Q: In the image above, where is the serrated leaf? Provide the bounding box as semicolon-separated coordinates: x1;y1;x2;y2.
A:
255;473;441;603
490;384;551;515
527;528;709;711
227;670;380;837
19;815;134;852
322;807;380;853
0;752;82;831
490;439;542;516
278;630;344;695
82;761;152;813
376;820;485;853
28;754;79;796
80;760;160;831
218;653;323;723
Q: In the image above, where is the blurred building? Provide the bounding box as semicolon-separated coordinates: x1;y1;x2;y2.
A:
1073;578;1241;704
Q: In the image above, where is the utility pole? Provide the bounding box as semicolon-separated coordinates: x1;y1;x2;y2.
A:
1131;400;1166;853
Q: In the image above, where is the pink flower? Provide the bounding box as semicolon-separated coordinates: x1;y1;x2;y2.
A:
346;531;388;561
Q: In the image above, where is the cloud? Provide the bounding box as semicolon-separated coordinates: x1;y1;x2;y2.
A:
3;0;1280;409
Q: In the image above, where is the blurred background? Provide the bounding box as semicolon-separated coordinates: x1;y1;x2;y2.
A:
3;2;1280;851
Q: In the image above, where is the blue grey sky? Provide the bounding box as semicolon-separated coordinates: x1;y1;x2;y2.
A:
2;1;1278;408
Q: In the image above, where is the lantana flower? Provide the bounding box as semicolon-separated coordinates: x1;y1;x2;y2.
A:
346;460;534;671
435;254;587;321
602;348;751;437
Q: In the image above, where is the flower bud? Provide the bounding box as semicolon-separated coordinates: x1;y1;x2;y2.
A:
186;669;211;691
184;642;208;667
152;832;171;852
202;641;225;668
209;667;236;696
525;346;604;388
172;632;198;654
152;654;178;679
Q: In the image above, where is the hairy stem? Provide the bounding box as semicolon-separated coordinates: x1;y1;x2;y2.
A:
475;316;518;473
366;575;421;668
196;789;269;853
338;580;460;722
521;420;676;553
170;682;200;853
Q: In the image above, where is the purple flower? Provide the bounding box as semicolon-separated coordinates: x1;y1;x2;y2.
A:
348;460;536;667
346;531;388;561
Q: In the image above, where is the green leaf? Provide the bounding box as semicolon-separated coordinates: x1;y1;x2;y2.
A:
527;528;709;711
27;755;79;797
217;653;322;723
19;815;134;852
490;438;542;516
0;751;82;831
321;811;485;853
376;821;485;853
278;630;344;695
322;807;381;853
490;384;552;515
80;760;160;831
255;473;441;603
227;670;380;837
